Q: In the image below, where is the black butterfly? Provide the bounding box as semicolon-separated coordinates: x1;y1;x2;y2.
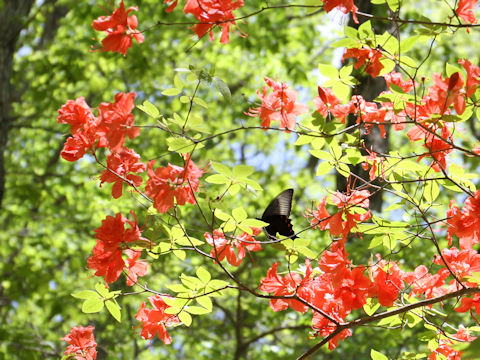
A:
261;189;297;240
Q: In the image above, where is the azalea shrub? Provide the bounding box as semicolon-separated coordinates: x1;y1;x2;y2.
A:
56;0;480;359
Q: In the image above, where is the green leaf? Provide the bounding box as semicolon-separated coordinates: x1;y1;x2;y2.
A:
213;77;232;103
232;207;247;222
294;134;314;146
316;161;334;176
95;283;109;297
241;218;268;227
423;180;440;203
371;349;389;360
193;97;208;109
211;162;232;176
162;88;182;96
205;174;229;184
228;183;241;196
173;249;186;260
185;306;211;315
309;150;332;160
232;165;254;178
214;209;232;222
168;284;189;293
197;295;213;311
71;290;99;300
296;246;316;258
318;64;338;78
82;298;104;313
167;137;197;153
137;100;160;118
363;298;380;316
173;74;184;89
196;267;211;283
106;300;121;322
178;311;192;327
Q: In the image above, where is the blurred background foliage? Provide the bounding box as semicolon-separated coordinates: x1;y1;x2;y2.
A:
1;0;480;359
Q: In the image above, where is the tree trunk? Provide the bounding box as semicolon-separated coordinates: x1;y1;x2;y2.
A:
0;0;35;209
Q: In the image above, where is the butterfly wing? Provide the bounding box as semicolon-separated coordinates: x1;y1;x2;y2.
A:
262;189;293;218
261;189;296;239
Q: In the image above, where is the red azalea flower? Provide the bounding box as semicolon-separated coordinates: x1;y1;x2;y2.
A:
57;97;96;135
311;304;352;350
455;293;480;314
183;0;245;43
92;0;144;56
372;255;404;307
403;265;449;299
428;328;476;360
125;249;148;286
60;125;102;162
313;86;351;124
383;71;417;93
100;147;146;199
260;260;313;313
317;247;350;287
135;295;180;344
343;47;384;78
205;228;262;266
245;77;308;131
145;155;203;213
459;58;480;97
456;0;478;25
164;0;178;12
98;92;140;152
434;247;480;283
330;189;371;241
334;266;375;311
447;190;480;249
322;0;359;23
87;211;147;283
350;95;387;137
62;326;97;360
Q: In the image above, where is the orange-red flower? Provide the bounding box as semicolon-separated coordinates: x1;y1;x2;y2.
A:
246;77;308;131
343;47;384;78
260;260;314;313
100;147;146;199
145;155;203;213
92;0;144;56
135;295;180;344
98;92;140;152
205;228;262;266
87;211;146;284
183;0;245;43
62;326;97;360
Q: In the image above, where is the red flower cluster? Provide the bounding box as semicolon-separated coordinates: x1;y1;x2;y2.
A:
343;47;384;78
100;148;146;199
145;155;204;213
62;326;97;360
305;189;371;243
246;77;308;131
135;295;180;344
456;0;478;25
57;92;140;161
447;190;480;249
259;251;413;349
165;0;245;43
313;86;351;124
322;0;359;23
259;260;314;313
427;328;476;360
92;0;144;56
205;228;262;266
87;211;149;284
